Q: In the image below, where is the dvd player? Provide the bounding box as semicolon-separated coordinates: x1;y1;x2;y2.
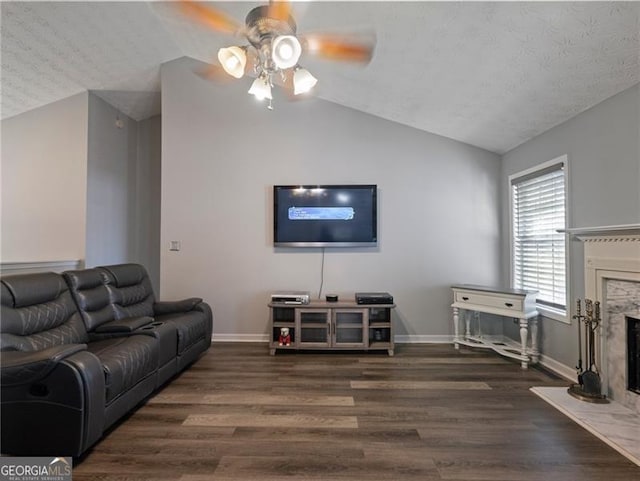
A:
355;292;394;305
271;291;310;305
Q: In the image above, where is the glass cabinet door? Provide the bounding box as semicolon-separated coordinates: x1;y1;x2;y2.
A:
297;309;331;347
333;309;366;347
368;307;392;348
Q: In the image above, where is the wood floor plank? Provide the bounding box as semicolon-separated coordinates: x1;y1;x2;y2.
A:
73;343;639;481
196;454;441;481
183;413;359;429
149;392;354;406
350;380;491;390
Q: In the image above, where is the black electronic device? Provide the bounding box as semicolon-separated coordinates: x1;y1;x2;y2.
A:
273;184;377;247
355;292;394;305
326;294;339;302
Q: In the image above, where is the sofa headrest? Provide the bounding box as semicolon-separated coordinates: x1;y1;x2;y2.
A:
99;263;148;288
1;272;67;308
63;268;103;291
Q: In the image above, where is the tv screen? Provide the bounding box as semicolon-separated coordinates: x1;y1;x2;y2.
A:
273;185;377;247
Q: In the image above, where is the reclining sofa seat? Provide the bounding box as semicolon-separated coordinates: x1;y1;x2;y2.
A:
63;268;178;387
0;272;159;456
98;263;213;372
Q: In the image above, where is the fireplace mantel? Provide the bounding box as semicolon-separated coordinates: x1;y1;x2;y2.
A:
564;224;640;413
561;223;640;240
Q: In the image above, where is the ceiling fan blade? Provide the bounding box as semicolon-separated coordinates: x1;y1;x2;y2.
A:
268;0;292;22
177;0;241;35
302;33;376;64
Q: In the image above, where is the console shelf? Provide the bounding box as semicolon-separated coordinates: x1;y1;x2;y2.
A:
268;299;395;355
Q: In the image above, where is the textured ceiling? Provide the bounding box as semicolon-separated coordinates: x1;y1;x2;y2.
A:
1;1;638;154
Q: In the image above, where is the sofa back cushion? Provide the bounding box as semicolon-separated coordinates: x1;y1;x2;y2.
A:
98;264;155;319
63;268;115;332
1;272;89;351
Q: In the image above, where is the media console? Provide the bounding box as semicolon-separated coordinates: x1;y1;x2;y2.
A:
268;298;395;356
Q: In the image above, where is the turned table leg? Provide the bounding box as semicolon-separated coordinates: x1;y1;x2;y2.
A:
530;316;539;364
453;306;460;349
519;318;529;369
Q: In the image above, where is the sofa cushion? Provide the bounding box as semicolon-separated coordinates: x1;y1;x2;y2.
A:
86;335;158;403
2;272;66;308
1;273;89;351
99;264;154;319
64;269;114;332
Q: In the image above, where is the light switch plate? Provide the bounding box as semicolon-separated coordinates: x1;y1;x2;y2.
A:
169;240;181;251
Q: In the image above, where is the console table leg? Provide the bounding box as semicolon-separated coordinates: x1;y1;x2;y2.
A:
519;318;529;369
453;306;460;349
465;311;472;338
530;316;539;364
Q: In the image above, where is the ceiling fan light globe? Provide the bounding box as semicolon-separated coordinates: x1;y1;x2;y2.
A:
272;35;302;69
293;68;318;95
248;77;272;100
217;46;247;78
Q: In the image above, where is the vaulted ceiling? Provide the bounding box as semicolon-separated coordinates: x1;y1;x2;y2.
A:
2;1;638;154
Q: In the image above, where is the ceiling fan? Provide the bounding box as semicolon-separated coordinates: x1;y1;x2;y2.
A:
177;0;376;109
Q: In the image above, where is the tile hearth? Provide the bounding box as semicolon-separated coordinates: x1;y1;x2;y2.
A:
531;386;640;467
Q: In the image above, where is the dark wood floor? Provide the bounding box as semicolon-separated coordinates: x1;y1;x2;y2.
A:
74;343;640;480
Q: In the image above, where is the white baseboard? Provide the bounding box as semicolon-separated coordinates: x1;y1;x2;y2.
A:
211;334;455;344
213;333;269;343
538;354;576;382
394;335;454;343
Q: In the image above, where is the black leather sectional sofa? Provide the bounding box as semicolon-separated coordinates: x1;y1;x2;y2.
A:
0;263;212;457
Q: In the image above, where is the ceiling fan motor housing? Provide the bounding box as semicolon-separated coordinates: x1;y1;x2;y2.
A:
245;5;297;48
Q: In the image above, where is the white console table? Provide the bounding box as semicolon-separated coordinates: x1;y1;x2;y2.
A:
452;284;539;369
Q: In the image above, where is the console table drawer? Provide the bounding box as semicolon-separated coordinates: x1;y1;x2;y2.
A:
455;291;523;312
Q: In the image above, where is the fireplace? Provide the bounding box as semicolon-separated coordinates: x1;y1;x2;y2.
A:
568;224;640;414
629;315;640;395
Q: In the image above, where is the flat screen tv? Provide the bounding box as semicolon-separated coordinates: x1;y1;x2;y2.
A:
273;184;377;247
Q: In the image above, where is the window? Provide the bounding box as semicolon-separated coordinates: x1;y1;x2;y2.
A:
510;156;568;319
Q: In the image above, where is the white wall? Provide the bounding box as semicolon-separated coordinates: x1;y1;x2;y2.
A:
501;83;640;368
161;57;502;340
1;92;88;263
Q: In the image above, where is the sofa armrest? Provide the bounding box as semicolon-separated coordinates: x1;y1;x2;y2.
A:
1;349;106;456
154;298;203;315
94;316;153;333
0;344;87;387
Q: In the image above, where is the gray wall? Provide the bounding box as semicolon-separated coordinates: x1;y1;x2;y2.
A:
160;57;502;340
86;94;139;268
1;92;88;263
136;115;162;293
86;93;161;291
501;83;640;369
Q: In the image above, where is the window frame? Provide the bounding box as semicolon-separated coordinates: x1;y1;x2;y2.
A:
508;154;571;324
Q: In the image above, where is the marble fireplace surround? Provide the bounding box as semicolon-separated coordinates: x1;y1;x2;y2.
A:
571;224;640;411
531;224;640;467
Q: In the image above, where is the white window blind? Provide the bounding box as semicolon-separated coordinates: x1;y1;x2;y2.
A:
512;164;566;310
